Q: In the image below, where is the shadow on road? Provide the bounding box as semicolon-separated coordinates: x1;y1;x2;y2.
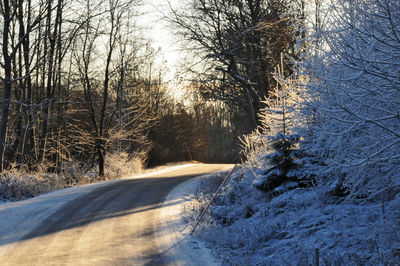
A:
0;175;190;246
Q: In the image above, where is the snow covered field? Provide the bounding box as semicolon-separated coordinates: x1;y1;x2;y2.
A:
185;167;400;265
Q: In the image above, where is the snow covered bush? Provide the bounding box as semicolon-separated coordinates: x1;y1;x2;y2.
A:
0;153;144;201
298;0;400;199
104;152;144;177
188;167;400;264
0;169;64;200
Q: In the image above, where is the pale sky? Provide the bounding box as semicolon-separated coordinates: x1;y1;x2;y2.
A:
138;0;183;82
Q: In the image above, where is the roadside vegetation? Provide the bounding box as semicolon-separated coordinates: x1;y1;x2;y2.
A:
175;0;400;264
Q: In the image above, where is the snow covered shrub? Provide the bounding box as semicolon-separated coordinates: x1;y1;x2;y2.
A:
297;0;400;199
240;131;269;169
189;170;400;265
0;153;144;201
104;152;144;177
0;169;64;200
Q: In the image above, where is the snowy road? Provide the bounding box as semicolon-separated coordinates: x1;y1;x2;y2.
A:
0;163;231;265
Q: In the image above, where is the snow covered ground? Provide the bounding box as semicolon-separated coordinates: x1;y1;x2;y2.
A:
184;167;400;265
155;170;233;265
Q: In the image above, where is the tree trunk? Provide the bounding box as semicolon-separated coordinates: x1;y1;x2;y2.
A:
96;142;105;177
0;0;12;172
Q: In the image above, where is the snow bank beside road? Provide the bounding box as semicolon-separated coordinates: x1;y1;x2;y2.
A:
185;168;400;265
156;167;233;265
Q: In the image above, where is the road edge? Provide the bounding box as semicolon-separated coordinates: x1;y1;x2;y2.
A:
156;167;233;265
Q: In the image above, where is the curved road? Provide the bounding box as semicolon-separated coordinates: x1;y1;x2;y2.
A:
0;164;231;265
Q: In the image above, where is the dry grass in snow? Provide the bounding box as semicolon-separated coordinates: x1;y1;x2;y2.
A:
0;152;144;202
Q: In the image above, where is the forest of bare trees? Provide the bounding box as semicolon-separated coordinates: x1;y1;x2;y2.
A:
0;0;308;199
168;0;301;128
0;0;254;190
0;0;161;177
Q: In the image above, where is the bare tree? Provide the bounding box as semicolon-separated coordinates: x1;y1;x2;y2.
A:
0;0;50;171
168;0;299;128
73;0;145;176
0;0;158;177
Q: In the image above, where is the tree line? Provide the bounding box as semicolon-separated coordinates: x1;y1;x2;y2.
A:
168;0;305;129
0;0;312;177
0;0;160;176
0;0;254;178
